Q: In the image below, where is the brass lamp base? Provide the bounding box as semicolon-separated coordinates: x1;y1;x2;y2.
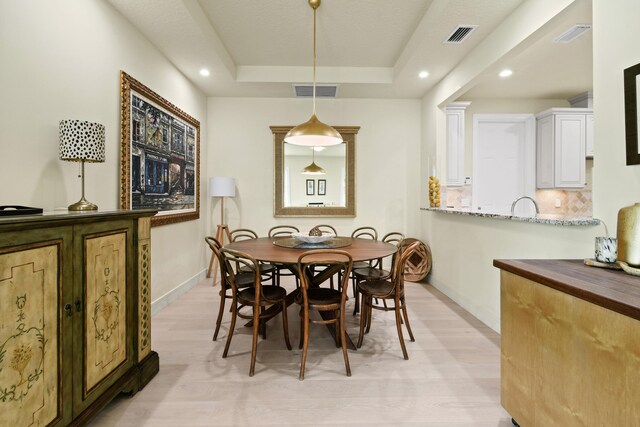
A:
68;196;98;211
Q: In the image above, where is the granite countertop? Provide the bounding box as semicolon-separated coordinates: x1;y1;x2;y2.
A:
422;207;600;226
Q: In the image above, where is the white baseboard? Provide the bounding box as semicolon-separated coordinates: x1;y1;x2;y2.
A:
151;269;207;316
428;277;500;333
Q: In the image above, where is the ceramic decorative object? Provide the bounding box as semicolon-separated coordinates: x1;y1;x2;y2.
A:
292;232;334;244
595;237;617;263
617;203;640;267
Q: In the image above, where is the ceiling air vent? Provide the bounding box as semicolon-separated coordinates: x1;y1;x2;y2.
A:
293;84;339;98
553;24;592;43
444;25;478;44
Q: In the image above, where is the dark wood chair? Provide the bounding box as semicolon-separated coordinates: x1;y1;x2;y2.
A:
268;225;300;287
220;247;292;376
348;226;378;314
311;224;337;236
205;236;255;341
356;239;421;360
296;249;353;380
230;228;276;284
352;232;404;314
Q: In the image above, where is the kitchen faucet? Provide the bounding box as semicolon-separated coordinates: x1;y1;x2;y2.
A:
510;196;540;216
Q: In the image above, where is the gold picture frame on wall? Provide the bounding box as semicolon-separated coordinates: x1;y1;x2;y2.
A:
119;71;200;226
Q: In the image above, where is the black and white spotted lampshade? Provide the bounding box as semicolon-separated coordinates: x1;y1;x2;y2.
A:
59;120;105;162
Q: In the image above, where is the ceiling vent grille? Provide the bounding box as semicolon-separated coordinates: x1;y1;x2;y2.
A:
553;24;592;43
293;84;339;98
444;25;478;44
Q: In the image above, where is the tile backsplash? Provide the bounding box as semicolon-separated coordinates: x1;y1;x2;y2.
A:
445;186;592;217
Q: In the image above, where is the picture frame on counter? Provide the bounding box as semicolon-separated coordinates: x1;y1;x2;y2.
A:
624;62;640;165
119;71;200;226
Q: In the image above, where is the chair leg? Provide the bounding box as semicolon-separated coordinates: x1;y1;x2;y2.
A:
213;287;226;341
340;308;351;377
260;306;267;339
357;295;367;348
352;277;359;315
334;312;340;348
365;300;373;334
299;307;304;350
299;309;310;380
401;297;415;342
222;298;237;358
281;301;292;350
395;304;409;360
249;305;260;377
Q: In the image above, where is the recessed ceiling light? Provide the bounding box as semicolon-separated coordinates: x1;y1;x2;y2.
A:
499;69;513;78
199;68;210;77
419;71;429;79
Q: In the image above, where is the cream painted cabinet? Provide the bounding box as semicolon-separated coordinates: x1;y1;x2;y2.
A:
445;102;470;187
536;108;591;188
0;210;157;426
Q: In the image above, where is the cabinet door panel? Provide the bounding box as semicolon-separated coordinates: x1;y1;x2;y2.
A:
0;239;71;427
554;114;586;187
73;220;134;414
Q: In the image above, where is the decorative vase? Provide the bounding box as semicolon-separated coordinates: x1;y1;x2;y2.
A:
617;203;640;267
428;176;441;208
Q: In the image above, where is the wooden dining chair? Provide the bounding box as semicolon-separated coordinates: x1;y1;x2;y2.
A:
296;249;353;380
311;224;337;236
220;247;292;376
347;226;378;313
351;232;404;314
268;225;301;287
229;228;277;284
205;236;255;341
356;239;421;360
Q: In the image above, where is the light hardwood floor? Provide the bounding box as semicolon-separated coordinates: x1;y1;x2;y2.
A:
91;277;512;426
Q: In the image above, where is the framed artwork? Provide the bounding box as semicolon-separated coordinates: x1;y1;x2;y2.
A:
624;62;640;165
318;179;326;195
119;71;200;226
306;179;315;195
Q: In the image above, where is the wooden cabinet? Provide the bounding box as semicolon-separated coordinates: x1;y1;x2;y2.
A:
536;108;592;188
494;259;640;426
0;210;157;426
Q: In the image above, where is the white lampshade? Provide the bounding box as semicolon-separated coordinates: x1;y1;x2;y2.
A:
59;120;106;162
209;177;236;197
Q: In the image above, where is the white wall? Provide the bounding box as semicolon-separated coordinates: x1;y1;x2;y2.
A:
592;0;640;230
0;0;208;303
207;97;421;237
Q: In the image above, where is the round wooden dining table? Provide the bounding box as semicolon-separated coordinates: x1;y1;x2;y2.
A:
224;236;397;264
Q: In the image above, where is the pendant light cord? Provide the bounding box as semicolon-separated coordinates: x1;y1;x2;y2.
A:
312;6;317;115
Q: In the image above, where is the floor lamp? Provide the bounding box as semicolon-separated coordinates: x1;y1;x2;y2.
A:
207;177;236;283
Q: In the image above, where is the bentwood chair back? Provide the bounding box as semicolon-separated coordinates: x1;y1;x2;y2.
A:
268;225;301;287
311;224;338;236
229;228;276;284
348;226;379;314
268;225;299;238
356;239;421;360
205;236;256;341
296;249;353;380
220;248;291;376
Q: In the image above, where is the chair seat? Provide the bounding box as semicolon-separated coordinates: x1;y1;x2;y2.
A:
352;260;371;270
238;285;287;305
357;279;398;298
240;262;276;275
231;272;256;288
353;267;391;281
296;287;342;306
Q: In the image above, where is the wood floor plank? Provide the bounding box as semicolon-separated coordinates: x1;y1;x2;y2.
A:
90;278;510;426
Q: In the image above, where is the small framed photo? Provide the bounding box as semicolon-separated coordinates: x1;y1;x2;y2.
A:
318;179;326;196
306;179;315;195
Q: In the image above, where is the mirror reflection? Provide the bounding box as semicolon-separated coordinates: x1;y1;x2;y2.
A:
272;125;358;217
283;144;346;208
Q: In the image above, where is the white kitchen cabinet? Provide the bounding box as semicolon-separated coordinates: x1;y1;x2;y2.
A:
585;113;594;158
445;102;470;187
536;108;591;188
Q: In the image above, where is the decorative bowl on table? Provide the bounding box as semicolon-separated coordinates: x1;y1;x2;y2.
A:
291;232;335;244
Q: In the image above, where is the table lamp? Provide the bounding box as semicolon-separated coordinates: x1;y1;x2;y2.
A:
59;120;105;211
206;176;236;281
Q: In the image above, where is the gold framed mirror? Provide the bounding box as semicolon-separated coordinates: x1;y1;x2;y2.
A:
272;125;359;217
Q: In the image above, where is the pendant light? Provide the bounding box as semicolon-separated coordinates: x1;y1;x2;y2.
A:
284;0;342;147
302;147;326;175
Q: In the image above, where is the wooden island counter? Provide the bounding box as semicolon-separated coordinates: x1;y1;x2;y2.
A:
493;259;640;426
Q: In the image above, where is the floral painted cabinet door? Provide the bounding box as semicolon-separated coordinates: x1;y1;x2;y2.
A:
0;237;71;427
